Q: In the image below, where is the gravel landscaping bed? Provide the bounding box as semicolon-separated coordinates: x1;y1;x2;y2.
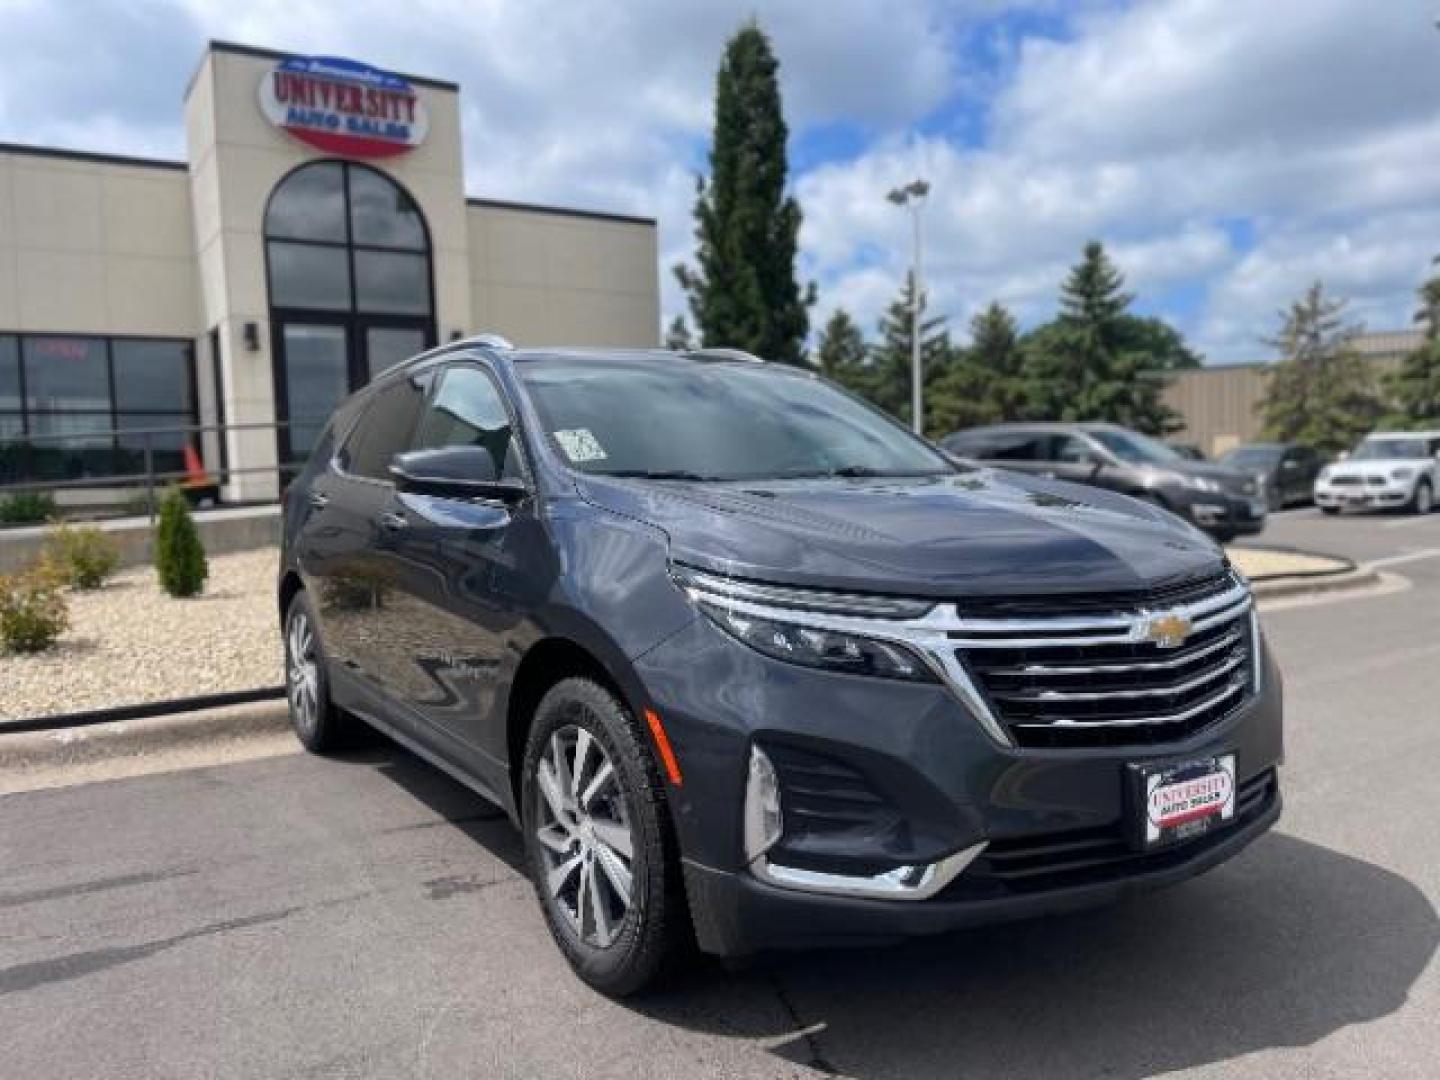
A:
1;548;280;722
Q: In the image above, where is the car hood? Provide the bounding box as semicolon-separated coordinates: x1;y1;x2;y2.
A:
573;469;1223;600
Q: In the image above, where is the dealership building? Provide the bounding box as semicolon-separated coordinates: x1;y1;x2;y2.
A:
0;41;660;502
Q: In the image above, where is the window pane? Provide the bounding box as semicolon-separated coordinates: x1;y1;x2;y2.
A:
365;327;427;382
416;366;522;480
26;412;115;480
268;242;352;310
112;339;193;413
349;167;426;249
23;336;110;413
115;413;193;476
282;324;350;462
0;335;18;412
354;250;430;314
265;162;347;242
341;372;430;480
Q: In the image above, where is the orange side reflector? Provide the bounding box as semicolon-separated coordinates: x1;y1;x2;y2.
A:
643;709;684;787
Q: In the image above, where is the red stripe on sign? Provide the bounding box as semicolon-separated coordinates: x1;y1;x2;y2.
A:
1160;803;1223;829
285;126;413;159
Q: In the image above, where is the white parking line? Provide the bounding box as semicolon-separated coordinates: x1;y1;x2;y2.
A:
1365;548;1440;569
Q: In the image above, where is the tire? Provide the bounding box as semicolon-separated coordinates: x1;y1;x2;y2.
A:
521;678;688;996
283;591;350;752
1412;480;1434;515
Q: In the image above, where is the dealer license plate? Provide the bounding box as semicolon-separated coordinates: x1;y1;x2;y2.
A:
1134;754;1236;849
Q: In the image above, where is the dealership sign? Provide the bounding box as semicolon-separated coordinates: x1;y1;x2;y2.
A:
259;56;428;158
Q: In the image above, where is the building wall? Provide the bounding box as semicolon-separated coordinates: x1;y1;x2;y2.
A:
467;202;658;347
0;148;199;337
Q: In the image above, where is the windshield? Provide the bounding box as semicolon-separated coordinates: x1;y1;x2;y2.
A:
516;357;953;482
1089;428;1184;466
1221;445;1282;468
1350;437;1430;461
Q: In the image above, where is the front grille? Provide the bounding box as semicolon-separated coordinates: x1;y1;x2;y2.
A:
954;769;1277;896
1329;475;1362;487
954;574;1255;749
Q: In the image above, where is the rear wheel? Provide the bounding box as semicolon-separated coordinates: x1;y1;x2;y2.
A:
522;678;688;996
1412;480;1434;515
283;592;349;752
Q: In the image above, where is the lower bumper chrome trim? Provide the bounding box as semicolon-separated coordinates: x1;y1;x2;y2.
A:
752;842;989;901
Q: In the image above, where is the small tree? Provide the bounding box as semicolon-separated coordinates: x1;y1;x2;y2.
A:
0;564;69;653
663;315;694;351
154;488;208;598
1385;264;1440;426
43;523;120;590
1258;282;1383;457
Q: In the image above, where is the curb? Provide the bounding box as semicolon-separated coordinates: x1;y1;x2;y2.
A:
1250;565;1381;601
0;686;285;735
0;699;293;778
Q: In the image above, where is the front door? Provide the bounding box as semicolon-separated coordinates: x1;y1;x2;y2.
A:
274;315;432;469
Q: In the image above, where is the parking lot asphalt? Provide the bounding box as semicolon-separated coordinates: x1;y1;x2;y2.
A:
2;512;1438;1080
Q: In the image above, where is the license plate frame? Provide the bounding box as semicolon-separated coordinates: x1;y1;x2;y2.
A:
1128;753;1237;851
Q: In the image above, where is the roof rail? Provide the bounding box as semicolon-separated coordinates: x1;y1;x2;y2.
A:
686;347;764;364
454;332;515;350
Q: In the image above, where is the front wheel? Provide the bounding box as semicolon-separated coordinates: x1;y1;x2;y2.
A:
522;678;688;996
1412;480;1434;515
283;592;350;752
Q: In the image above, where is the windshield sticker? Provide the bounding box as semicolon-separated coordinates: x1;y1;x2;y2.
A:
554;428;608;463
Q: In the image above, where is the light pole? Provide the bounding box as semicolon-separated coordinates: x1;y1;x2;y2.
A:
887;179;930;434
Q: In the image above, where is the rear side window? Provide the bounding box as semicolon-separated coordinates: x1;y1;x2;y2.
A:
414;365;524;481
980;431;1050;461
339;371;430;481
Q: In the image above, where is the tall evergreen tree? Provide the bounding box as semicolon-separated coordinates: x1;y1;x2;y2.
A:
966;301;1032;422
1385;263;1440;426
664;315;694;351
1258;282;1382;456
870;272;953;428
674;23;814;365
1023;241;1180;433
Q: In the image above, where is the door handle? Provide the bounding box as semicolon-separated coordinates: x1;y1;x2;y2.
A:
307;490;329;510
377;511;409;533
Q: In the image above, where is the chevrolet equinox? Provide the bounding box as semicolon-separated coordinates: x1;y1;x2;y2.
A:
279;339;1284;995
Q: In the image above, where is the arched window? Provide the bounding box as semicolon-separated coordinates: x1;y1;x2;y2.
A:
264;162;434;462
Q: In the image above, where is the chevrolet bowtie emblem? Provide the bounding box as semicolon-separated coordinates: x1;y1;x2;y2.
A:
1145;612;1192;649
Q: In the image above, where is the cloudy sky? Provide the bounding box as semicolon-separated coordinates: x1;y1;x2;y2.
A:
2;0;1436;362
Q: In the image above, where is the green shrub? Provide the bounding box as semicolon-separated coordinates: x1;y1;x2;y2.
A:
43;524;121;590
0;565;70;653
0;491;57;525
154;487;208;598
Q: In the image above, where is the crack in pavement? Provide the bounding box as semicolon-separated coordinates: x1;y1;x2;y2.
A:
0;867;197;910
766;970;838;1076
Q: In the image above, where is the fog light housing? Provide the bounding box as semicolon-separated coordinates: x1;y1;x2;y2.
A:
743;745;784;863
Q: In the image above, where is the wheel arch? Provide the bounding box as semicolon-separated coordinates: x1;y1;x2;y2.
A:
278;569;304;623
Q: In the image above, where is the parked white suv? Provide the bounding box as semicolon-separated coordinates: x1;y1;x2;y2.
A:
1314;431;1440;515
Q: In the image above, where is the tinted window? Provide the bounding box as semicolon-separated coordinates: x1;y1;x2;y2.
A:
23;336;109;412
264;162;347;242
267;243;352;310
975;431;1049;462
1053;434;1099;464
0;335;18;413
341;372;431;480
354;250;430;314
518;357;951;481
1091;429;1183;465
415;365;523;481
349;166;426;249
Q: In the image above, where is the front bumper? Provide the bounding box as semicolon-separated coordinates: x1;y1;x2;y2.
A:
1314;481;1412;510
634;614;1285;957
1170;489;1266;536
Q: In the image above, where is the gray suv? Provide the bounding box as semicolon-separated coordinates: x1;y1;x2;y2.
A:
943;423;1267;542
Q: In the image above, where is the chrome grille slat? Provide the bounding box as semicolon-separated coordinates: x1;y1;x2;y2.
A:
993;652;1247;703
1009;678;1247;729
995;630;1242;677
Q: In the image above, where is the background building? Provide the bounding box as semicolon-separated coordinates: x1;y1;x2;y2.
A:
0;42;659;502
1164;330;1423;455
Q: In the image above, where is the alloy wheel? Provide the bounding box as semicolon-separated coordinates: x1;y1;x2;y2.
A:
286;610;321;737
533;725;635;949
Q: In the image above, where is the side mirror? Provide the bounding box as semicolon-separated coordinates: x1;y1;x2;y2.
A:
390;446;527;502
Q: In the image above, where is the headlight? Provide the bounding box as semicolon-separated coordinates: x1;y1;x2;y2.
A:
1391;467;1415;481
1179;475;1221;492
696;600;936;682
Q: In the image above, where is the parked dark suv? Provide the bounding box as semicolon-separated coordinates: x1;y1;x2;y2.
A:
280;341;1283;994
942;422;1268;541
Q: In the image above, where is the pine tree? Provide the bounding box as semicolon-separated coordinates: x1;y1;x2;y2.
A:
869;272;953;427
664;315;694;351
966;301;1032;422
814;307;867;381
154;487;208;598
1385;264;1440;426
1023;241;1180;433
673;23;814;365
1258;282;1382;457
